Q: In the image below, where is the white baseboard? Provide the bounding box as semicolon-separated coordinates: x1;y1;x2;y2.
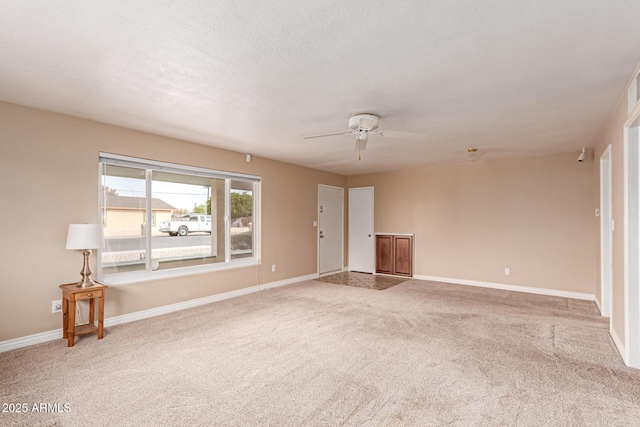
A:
594;296;603;314
610;325;626;364
0;273;316;353
103;285;262;329
318;268;348;277
413;274;595;301
0;329;64;354
258;273;318;290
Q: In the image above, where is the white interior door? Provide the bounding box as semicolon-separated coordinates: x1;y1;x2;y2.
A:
318;185;343;275
349;187;374;273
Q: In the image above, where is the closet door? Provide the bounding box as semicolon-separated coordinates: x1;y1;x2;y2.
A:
349;187;374;273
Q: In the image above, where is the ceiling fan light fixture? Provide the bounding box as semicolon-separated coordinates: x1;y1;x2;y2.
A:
349;114;379;132
464;148;482;162
358;131;368;141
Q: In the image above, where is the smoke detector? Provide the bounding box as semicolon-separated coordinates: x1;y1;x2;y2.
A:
464;148;482;162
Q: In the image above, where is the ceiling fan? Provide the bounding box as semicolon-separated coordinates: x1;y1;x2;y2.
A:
304;113;426;160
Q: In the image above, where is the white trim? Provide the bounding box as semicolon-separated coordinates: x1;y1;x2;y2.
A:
101;257;258;286
318;270;343;277
0;329;63;354
225;179;231;262
0;273;317;353
99;152;260;181
624;114;630;366
145;169;153;271
413;275;595;301
104;286;260;329
258;273;318;290
611;324;626;364
600;144;613;317
594;296;603;314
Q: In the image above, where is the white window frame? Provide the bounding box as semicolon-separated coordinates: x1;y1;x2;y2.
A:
98;152;260;285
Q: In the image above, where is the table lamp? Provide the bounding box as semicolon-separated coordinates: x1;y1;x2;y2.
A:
66;224;104;288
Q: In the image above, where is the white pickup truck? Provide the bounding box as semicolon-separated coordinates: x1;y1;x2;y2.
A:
159;214;211;236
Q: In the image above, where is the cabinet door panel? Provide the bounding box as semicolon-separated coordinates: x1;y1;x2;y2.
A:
393;236;413;277
375;235;393;274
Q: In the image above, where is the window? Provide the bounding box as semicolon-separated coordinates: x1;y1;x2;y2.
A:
99;153;259;283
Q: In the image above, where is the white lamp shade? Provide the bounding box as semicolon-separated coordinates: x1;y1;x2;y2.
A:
66;224;104;250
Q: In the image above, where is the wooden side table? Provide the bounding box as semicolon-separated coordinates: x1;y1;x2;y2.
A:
59;282;108;347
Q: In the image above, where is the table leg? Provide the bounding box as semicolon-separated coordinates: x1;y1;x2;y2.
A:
89;298;95;325
97;295;105;339
62;297;68;339
67;299;76;347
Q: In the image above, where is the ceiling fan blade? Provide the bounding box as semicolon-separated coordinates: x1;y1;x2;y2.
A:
304;131;351;140
353;139;368;152
375;129;426;140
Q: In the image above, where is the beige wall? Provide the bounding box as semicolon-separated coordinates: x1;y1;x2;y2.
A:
348;152;595;293
592;74;635;347
0;101;346;341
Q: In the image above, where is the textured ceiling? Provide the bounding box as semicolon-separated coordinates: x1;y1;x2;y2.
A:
2;1;640;175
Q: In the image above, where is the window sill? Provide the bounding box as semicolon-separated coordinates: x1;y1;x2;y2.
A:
99;257;258;286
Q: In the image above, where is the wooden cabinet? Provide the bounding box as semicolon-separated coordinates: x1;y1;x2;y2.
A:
376;234;413;277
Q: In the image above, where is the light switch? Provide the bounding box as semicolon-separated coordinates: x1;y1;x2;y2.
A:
313;220;318;227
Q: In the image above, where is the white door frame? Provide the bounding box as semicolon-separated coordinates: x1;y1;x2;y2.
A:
317;184;344;275
624;108;640;369
600;145;613;318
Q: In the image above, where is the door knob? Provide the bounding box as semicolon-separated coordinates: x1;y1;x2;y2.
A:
368;234;371;237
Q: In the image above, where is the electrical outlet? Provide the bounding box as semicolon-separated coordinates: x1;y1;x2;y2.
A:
272;264;276;272
504;268;511;276
52;300;62;313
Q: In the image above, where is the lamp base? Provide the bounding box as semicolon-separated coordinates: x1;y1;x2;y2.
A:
76;249;96;288
76;277;97;288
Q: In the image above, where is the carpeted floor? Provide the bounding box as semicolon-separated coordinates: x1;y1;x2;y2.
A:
1;278;640;426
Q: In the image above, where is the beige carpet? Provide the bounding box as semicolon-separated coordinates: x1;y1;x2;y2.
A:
1;279;640;426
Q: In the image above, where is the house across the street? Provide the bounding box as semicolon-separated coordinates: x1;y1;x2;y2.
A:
103;194;176;237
